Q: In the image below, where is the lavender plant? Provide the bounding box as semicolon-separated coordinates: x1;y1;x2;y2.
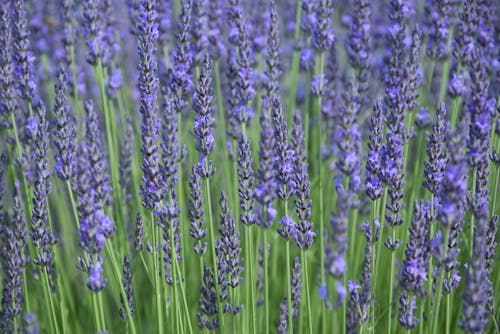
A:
0;1;498;334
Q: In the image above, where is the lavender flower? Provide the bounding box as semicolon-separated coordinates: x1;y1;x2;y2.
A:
383;0;409;247
277;297;288;334
426;0;454;60
137;0;163;209
423;103;447;194
87;256;107;292
312;0;334;51
440;119;468;292
207;0;224;59
119;255;135;320
256;101;277;229
406;26;423;112
263;0;281;98
335;78;361;193
158;188;182;285
399;292;419;330
198;265;219;330
83;0;104;65
346;280;361;334
170;0;194;114
189;166;207;255
52;65;76;182
161;91;180;190
292;112;315;249
326;184;349;278
460;194;490;333
238;134;256;226
216;192;243;314
134;213;144;251
0;214;24;331
400;201;430;297
365;99;384;201
82;100;112;208
0;1;16;128
13;0;37;105
345;0;371;97
291;257;302;319
272;96;294;201
193;54;216;179
31;100;55;268
229;3;256;125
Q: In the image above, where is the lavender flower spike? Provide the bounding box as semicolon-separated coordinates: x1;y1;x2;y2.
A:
423;103;447;195
137;0;163;209
31;100;55;268
189;166;207;256
193;54;216;179
53;65;76;182
0;1;16;129
198;265;219;330
238;134;256;226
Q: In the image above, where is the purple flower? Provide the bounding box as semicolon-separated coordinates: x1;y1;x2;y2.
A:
256;99;277;228
189;166;207;255
87;256;107;292
137;0;163;210
119;256;135;320
52;65;76;181
278;215;297;240
423;103;447;194
365;99;384;200
31;100;55;268
312;0;334;51
238;134;256;226
193;54;216;179
198;265;219;330
217;192;243;291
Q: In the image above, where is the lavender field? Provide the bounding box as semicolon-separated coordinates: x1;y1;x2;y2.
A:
0;0;499;333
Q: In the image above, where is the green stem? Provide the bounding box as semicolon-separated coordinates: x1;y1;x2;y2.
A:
286;238;293;334
263;230;270;334
43;268;61;334
150;210;164;334
302;250;313;334
387;229;397;334
314;50;327;334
